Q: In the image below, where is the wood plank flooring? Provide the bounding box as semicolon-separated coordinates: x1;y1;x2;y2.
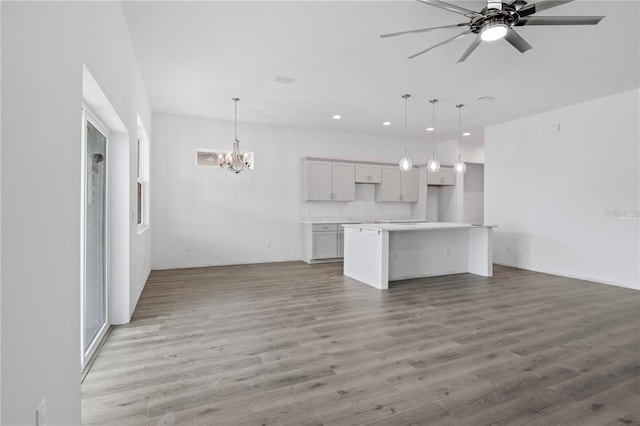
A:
82;263;640;425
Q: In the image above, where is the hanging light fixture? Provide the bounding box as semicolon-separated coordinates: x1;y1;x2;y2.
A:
427;99;440;173
218;97;252;174
454;104;467;174
399;94;413;171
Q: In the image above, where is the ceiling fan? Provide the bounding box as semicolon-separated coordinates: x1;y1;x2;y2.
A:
381;0;605;63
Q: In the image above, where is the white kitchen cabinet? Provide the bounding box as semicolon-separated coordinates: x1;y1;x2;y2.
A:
302;160;355;201
376;166;419;202
301;223;350;263
427;167;456;186
355;163;382;183
313;231;338;259
332;162;356;201
401;168;419;202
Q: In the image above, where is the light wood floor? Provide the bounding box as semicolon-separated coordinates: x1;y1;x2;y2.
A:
82;262;640;425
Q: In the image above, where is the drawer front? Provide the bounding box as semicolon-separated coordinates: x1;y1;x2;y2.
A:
312;223;338;231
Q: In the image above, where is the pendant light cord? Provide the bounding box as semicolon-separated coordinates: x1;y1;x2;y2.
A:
233;97;239;140
402;94;410;154
430;99;438;155
456;104;463;156
404;97;407;153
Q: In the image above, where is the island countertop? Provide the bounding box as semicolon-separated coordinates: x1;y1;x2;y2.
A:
343;222;495;289
343;222;494;232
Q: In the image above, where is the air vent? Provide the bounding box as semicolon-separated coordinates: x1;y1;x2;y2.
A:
273;76;296;85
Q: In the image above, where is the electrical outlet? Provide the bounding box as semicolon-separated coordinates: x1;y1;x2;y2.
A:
186;245;192;252
36;399;47;426
266;241;272;248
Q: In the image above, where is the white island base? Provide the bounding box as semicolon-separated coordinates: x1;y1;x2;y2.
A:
343;223;493;290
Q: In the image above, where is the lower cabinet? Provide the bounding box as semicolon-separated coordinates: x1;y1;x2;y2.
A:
302;223;347;263
312;230;338;259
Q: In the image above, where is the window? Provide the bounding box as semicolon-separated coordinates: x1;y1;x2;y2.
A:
137;116;150;233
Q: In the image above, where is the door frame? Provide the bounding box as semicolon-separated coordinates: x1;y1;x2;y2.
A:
80;104;111;371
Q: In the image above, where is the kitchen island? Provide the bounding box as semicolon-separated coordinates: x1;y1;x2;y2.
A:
343;222;494;289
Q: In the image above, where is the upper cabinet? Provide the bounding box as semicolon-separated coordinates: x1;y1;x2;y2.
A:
302;160;355;201
427;167;456;186
355;163;382;183
376;166;419;202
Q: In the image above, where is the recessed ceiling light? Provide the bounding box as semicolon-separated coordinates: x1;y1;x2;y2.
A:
426;127;434;132
332;115;341;120
463;132;471;136
383;121;391;126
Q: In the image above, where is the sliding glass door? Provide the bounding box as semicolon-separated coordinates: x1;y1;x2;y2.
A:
82;110;109;369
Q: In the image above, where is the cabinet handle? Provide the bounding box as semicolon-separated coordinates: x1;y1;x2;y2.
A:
399;194;403;201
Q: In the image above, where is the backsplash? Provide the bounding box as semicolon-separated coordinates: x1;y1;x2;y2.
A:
299;184;413;222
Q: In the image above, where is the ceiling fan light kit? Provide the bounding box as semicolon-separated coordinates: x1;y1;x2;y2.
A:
480;21;508;41
381;0;605;63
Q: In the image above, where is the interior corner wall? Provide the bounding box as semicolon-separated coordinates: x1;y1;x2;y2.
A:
131;85;152;319
0;1;3;420
1;2;150;424
485;88;640;290
151;113;432;270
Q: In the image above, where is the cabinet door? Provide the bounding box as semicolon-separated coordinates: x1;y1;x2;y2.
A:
337;231;344;257
304;161;332;200
440;168;456;185
427;168;455;186
312;231;338;259
401;168;420;202
368;165;382;183
355;164;382;183
332;162;355;201
355;164;371;183
377;166;402;202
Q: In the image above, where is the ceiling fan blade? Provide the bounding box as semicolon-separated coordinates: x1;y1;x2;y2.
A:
380;23;469;38
515;15;605;26
457;36;482;63
408;29;472;59
518;0;574;18
415;0;482;18
504;28;533;53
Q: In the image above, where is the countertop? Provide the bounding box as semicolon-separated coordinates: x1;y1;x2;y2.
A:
300;218;423;224
300;220;361;224
342;222;495;232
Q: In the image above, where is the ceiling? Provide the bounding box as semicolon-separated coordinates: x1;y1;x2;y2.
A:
123;1;639;144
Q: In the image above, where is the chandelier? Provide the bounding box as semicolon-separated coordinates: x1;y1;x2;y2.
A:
217;97;252;174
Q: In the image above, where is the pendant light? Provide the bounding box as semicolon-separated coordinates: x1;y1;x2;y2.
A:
427;99;440;173
399;94;413;171
454;104;467;174
219;97;252;174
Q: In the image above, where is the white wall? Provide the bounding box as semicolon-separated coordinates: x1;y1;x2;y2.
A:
1;2;150;424
463;163;484;224
152;113;446;269
485;89;639;290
